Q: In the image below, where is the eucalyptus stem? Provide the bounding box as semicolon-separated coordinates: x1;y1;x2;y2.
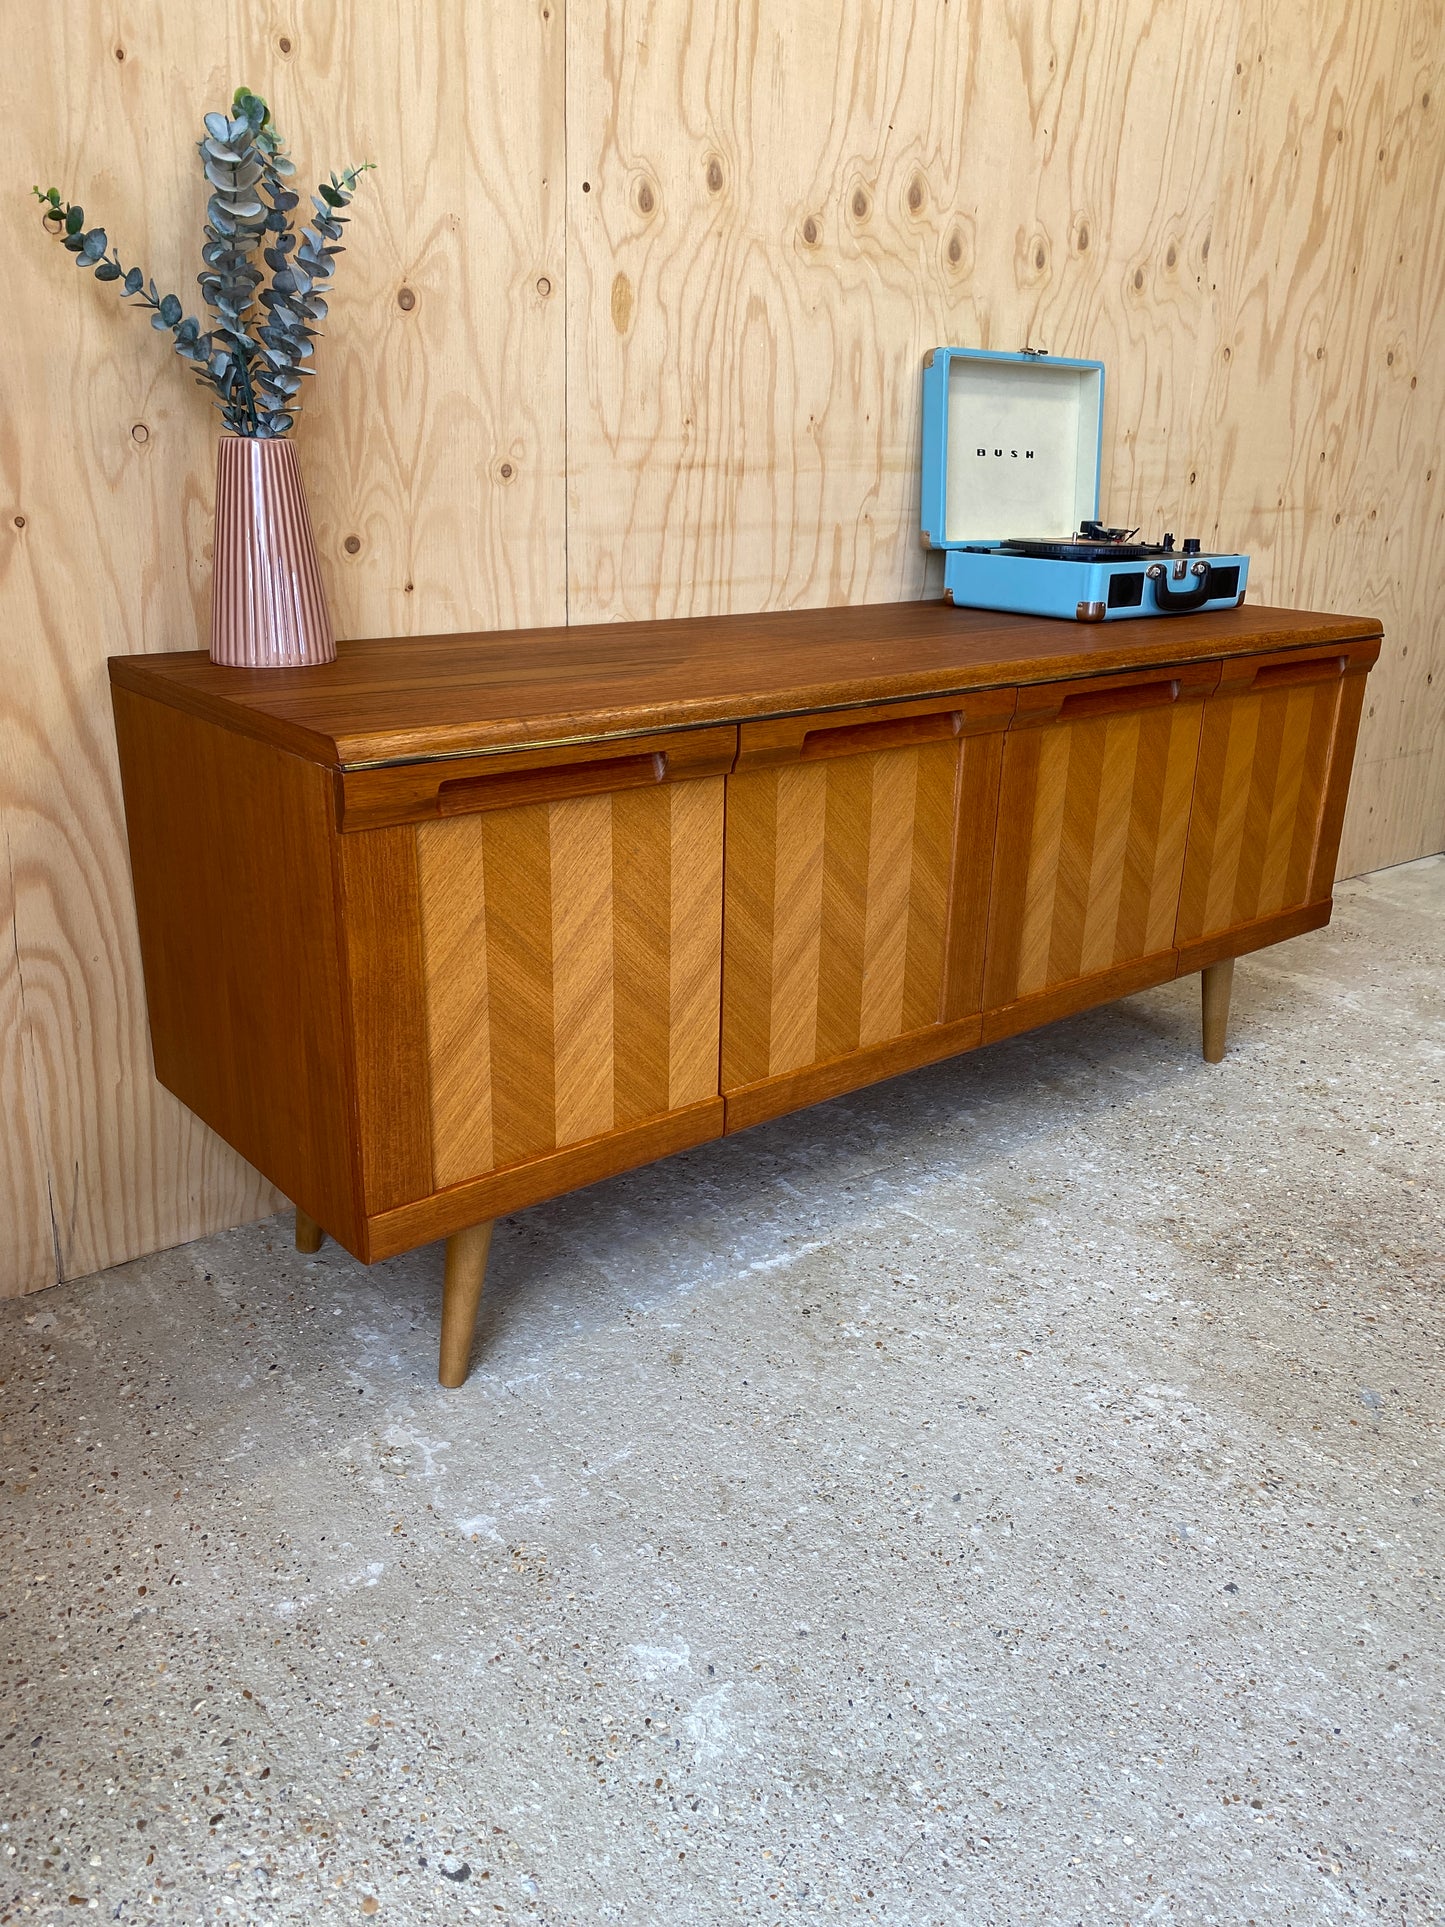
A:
32;86;372;439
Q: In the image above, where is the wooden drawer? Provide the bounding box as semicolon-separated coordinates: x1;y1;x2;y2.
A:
335;725;736;830
721;690;1014;1123
411;729;733;1189
1174;638;1379;969
981;662;1219;1036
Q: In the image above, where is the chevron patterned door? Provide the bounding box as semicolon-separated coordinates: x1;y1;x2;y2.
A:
416;758;727;1190
1175;643;1376;962
981;663;1217;1037
720;691;1013;1120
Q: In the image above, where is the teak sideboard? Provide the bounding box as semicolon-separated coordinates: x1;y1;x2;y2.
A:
109;601;1380;1385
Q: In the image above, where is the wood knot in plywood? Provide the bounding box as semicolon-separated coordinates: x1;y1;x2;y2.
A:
944;218;973;277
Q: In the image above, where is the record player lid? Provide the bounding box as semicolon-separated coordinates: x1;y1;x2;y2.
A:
920;347;1105;549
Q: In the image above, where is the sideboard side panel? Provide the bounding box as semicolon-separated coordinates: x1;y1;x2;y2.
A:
111;690;361;1245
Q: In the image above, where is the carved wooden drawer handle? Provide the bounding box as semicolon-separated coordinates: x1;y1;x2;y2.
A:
1058;678;1181;721
437;751;664;814
799;710;962;760
335;724;738;831
735;687;1016;770
1215;642;1376;698
1250;654;1347;690
1012;662;1217;729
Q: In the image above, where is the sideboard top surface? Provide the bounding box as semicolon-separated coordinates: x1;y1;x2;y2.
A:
108;599;1382;769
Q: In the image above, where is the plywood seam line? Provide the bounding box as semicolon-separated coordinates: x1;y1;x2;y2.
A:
562;0;571;629
1171;3;1249;546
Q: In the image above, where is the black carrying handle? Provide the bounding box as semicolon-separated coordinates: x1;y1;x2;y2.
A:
1147;560;1213;613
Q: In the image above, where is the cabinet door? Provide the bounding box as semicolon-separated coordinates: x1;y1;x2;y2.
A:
408;728;734;1190
1175;639;1379;969
721;691;1013;1126
981;663;1218;1038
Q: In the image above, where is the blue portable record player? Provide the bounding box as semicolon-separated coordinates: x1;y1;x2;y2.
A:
920;346;1249;621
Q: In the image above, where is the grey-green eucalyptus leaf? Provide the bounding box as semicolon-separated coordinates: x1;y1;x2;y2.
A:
39;88;372;439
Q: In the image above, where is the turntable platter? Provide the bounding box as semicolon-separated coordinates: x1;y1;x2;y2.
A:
997;538;1165;563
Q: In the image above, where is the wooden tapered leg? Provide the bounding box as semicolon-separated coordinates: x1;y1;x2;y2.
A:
439;1222;495;1388
1201;958;1235;1064
295;1207;324;1253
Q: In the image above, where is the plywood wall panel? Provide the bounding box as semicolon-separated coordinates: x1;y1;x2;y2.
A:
2;11;278;1293
274;2;568;640
0;0;564;1295
0;848;56;1296
563;0;1245;622
1184;0;1445;875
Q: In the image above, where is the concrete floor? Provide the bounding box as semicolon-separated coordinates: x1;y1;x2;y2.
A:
2;856;1442;1926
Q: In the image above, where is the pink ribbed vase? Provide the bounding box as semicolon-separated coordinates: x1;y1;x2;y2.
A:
210;434;336;668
